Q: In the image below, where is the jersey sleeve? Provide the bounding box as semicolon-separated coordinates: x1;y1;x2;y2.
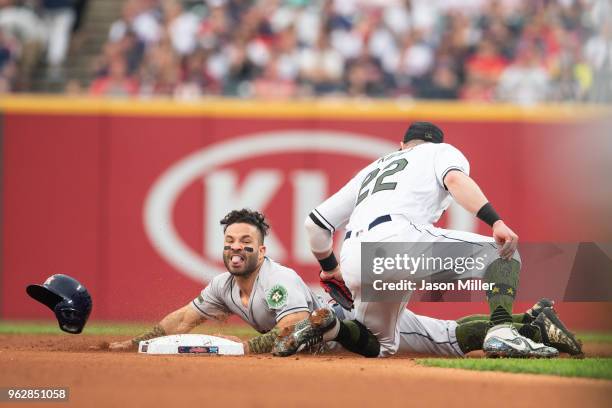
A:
190;277;231;321
434;144;470;189
265;272;312;323
309;168;366;232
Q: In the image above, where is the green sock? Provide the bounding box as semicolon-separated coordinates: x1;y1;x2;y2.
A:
514;313;529;324
483;259;520;325
456;313;527;325
455;320;492;353
455;320;542;353
335;320;380;358
517;323;542;343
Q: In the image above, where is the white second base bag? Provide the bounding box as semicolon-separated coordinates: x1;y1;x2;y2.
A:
138;334;245;355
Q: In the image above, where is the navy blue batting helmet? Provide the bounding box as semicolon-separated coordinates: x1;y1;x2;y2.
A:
26;274;92;334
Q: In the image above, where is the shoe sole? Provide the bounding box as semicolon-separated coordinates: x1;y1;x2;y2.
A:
277;309;334;337
485;351;557;358
525;299;554;323
540;308;583;357
309;308;334;330
484;338;558;358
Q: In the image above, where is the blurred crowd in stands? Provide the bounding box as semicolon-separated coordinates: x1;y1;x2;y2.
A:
1;0;611;103
0;0;88;90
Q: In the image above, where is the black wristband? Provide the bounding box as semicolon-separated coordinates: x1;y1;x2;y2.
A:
318;252;339;272
476;202;501;227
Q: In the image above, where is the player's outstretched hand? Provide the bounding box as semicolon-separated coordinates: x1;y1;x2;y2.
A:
492;220;518;260
108;340;136;352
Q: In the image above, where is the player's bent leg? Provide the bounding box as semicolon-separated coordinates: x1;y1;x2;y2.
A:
455;314;489;324
455;320;492;353
339;231;407;357
315;304;381;357
423;225;557;358
453;298;582;357
329;296;405;357
330;303;390;357
415;225;521;326
367;307;549;357
456;313;530;325
456;298;555;326
396;309;463;357
334;319;380;357
355;299;408;357
483;258;520;325
481;258;558;357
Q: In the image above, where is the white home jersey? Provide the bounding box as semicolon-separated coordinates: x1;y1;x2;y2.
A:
311;143;469;231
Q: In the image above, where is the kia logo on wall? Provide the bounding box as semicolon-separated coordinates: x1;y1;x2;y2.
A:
143;130;474;282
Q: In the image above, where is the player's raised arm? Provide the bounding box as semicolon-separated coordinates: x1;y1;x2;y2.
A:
305;170;364;281
443;170;518;260
108;304;206;351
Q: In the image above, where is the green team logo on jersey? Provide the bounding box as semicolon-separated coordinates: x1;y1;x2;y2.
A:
266;285;288;309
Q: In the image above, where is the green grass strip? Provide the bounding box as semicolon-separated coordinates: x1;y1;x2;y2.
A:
576;332;612;343
417;357;612;380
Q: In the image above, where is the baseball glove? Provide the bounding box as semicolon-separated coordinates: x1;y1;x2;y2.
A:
320;275;354;311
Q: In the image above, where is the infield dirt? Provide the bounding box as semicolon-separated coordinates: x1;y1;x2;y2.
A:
1;335;611;408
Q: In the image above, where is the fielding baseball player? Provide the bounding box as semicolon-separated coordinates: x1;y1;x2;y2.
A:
274;121;563;358
109;209;581;357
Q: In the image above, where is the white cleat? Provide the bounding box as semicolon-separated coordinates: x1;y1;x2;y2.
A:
483;324;559;358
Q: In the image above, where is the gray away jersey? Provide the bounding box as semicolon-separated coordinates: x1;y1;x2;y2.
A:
191;257;323;333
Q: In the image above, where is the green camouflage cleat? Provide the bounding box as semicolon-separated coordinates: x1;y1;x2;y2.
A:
272;308;337;357
533;307;584;357
524;298;555;322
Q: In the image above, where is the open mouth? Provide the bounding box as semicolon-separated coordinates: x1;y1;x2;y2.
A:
230;254;245;267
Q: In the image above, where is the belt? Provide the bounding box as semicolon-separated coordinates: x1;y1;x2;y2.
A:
344;214;392;240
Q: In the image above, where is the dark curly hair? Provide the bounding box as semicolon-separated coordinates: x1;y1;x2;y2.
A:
220;209;270;243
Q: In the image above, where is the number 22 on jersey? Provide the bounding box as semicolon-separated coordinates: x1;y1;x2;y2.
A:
355;158;408;206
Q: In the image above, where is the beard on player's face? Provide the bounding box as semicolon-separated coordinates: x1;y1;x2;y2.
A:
222;223;264;277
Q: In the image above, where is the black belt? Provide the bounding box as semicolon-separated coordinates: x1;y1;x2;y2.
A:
344;215;392;240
